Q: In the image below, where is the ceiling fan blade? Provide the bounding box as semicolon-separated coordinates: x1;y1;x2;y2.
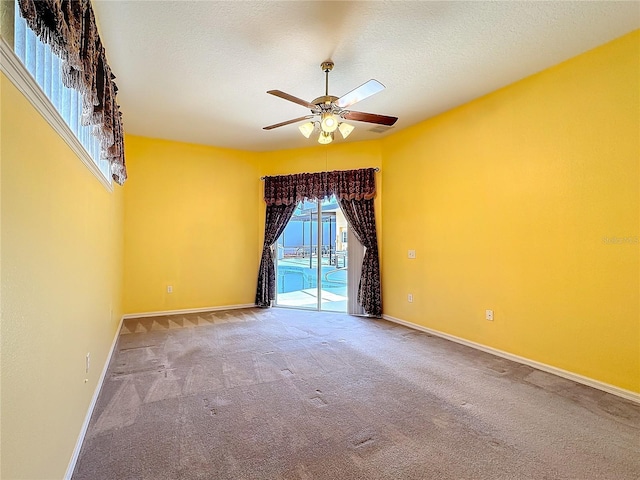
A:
263;115;315;130
343;110;398;126
335;79;385;109
267;90;317;109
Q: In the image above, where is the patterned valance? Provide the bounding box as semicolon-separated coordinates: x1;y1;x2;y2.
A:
18;0;127;185
263;168;377;206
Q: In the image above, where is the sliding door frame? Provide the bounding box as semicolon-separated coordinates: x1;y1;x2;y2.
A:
274;198;348;312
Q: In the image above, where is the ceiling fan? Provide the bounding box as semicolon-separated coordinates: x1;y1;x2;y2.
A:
263;61;398;144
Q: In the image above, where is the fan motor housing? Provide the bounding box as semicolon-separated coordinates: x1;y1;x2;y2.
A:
312;95;338;111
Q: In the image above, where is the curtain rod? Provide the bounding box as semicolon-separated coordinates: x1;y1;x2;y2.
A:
260;167;379;180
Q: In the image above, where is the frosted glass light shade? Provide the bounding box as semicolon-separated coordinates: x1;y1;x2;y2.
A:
338;122;354;139
298;122;315;138
320;113;339;133
318;131;333;144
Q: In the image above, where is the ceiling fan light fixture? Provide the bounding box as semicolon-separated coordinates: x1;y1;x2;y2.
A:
263;61;397;142
320;112;339;133
298;122;315;138
318;131;333;144
338;122;355;139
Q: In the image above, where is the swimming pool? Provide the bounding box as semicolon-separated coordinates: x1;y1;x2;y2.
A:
276;263;347;296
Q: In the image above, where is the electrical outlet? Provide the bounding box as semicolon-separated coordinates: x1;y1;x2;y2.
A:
167;285;173;294
408;250;416;259
486;310;494;321
408;293;413;303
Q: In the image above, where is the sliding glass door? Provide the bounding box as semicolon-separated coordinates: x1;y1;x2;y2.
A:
274;195;348;312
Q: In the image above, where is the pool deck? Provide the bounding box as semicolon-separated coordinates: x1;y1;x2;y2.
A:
276;288;347;311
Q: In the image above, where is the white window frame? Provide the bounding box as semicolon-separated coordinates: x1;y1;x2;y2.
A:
0;5;113;191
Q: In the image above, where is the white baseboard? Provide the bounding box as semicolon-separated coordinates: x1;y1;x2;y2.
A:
64;315;125;479
122;304;256;320
382;314;640;405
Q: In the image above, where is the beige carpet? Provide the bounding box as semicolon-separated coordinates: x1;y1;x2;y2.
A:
73;308;640;479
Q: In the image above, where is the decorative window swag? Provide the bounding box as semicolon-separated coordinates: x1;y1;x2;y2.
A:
262;167;378;206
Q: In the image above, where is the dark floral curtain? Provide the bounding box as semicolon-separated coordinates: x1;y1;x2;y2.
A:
338;198;382;316
17;0;127;184
257;168;382;316
255;202;298;307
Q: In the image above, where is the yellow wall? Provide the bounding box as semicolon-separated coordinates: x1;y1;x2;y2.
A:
258;139;382;177
381;31;640;392
1;74;124;478
122;138;383;315
121;138;384;316
122;135;260;314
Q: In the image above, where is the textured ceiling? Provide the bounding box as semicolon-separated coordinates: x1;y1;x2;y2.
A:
91;1;639;152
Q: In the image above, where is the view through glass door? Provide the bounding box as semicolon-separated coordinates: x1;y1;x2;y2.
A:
274;195;348;312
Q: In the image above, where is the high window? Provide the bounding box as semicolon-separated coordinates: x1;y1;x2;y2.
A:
12;4;111;182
